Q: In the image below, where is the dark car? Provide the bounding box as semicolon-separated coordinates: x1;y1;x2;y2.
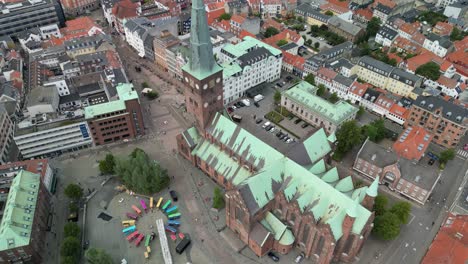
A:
170;190;178;202
286;76;293;81
301;123;309;128
265;125;272;131
276;131;283;137
256;119;263;124
294;119;302;124
428;159;435;166
254;101;260;107
276;82;283;87
227;107;234;113
268;252;280;262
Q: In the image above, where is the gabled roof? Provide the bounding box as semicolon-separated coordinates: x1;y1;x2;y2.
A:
393;126;432;161
413;96;468;124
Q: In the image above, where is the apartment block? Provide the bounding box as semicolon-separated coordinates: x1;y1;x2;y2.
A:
406;96;467;148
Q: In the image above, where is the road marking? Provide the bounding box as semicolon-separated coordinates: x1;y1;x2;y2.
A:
457;150;468;159
408;213;416;225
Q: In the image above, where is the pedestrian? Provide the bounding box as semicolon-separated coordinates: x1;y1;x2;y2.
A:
432;221;434;226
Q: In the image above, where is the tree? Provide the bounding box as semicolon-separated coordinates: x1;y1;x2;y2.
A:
364;119;386;142
357;106;365;117
439;148;455;165
366;17;381;38
297;16;304;23
69;203;78;213
141;82;149;88
314;42;320;49
115;148;170;194
274;91;282;103
335;120;362;157
64;222;80;238
85;248;113;264
99;154;115;175
304;74;315;85
324;10;334;16
61;256;78;264
316;84;326;97
450;27;467;41
415;62;441;81
373;195;388;217
306;39;313;46
264;27;280;37
212;187;225;209
219;13;231;21
276;39;288;46
390;202;412;224
329;93;339;103
146;91;159;100
61;237;81;259
373;212;401;240
64;184;83;201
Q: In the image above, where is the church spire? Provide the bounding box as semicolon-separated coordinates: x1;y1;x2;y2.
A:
366;176;379;197
189;0;217;74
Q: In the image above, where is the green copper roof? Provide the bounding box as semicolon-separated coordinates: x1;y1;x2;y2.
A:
183;0;221;80
261;212;287;241
352;186;368;203
308;159;326;174
221;62;242;78
321;167;339;183
222;36;282;60
85;83;139;119
283;81;358;126
366;176;379;197
0;170;40;251
302;128;332;164
346;198;360;218
334;176;354;193
193;113;372;241
327;132;337;143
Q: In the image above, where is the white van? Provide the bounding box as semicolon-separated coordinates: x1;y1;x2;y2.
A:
241;99;251;106
254;94;264;102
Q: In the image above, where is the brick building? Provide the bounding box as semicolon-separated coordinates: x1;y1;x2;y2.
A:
0;159;55;194
85;83;144;146
176;0;376;262
406;96;467;148
0;170;51;263
60;0;99;16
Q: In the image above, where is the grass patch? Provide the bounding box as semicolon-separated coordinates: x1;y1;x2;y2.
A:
275;106;294;118
265;111;284;123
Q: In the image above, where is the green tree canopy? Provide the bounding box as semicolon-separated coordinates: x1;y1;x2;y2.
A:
306;39;313;45
317;84;326;97
219;13;231;21
367;17;381;37
450;27;467;41
85;248;114;264
439;148;455;164
373;212;401;240
141;82;149;88
324;10;334;16
357;106;365;117
64;222;80;238
61;237;81;259
415;62;440;81
115;148;170;194
335;120;362;156
373;195;388;216
147;91;159;100
304;74;315;85
61;256;78;264
364;119;386;142
297;16;304;23
212;187;225;209
390;202;412;224
99;154;115;175
314;42;320;49
418;11;447;26
276;39;288;46
264;27;280;37
64;184;83;201
274;91;282;103
329;93;339;103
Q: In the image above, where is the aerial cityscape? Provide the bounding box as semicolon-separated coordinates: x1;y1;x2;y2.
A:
0;0;466;262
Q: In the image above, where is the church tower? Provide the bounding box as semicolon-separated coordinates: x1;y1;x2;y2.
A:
182;0;223;131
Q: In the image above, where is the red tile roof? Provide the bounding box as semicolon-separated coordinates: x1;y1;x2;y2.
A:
206;1;225;11
387;53;403;64
349;81;370;96
412;32;426;46
374;94;394;110
389;104;408;119
328;0;350;8
354;8;373;21
453;36;468;51
282;51;305;70
231;14;246;25
393;126;432;161
422;213;468;264
316;67;338;80
263;29;301;47
392;36;423;54
320;2;349;14
262;18;285;31
239;30;256;39
433;22;453;36
372;0;396;8
399;23;419;35
0;159;51;183
437;75;458;88
405;51;451;72
112;0;139;20
206;3;225;24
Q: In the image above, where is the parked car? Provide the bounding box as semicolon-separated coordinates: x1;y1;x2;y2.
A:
254;94;264;102
265;125;273;131
283;136;290;142
269;126;276;133
428;159;435;166
262;121;271;128
256;119;263;124
286;76;293;81
276;131;283;137
464;143;468;151
241;99;251;106
276;82;283;87
294;119;302;124
295;252;305;263
267;252;280;262
286;138;294;144
254;102;260;108
301;123;309;128
170;190;178;202
227;107;234;113
280;134;287;140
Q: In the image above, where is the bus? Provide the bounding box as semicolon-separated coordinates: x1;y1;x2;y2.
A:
165;206;178;214
176;236;191;254
140;199;147;213
168;212;181;220
131;205;142;215
156;197;163;208
168;220;180;227
165;225;177;233
161;200;171;211
145;235;151;247
126;213;138;220
150;197;154;209
126;231;139;242
122;220;136;227
122;225;136;234
135;233;145;246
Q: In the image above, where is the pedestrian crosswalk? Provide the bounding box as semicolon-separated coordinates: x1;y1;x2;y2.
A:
457;149;468;159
